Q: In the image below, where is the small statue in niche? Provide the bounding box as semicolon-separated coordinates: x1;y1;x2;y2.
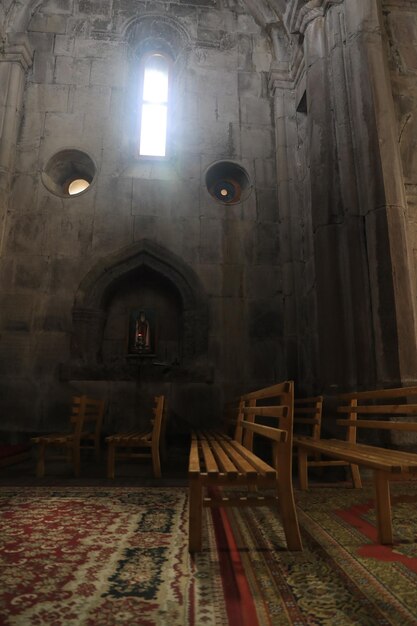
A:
134;310;151;353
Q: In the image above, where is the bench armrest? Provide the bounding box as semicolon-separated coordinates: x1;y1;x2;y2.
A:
240;421;287;442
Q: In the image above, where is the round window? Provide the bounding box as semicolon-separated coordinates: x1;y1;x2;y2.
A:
42;149;96;198
205;161;252;205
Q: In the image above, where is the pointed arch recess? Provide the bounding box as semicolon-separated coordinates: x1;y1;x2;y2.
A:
71;240;209;364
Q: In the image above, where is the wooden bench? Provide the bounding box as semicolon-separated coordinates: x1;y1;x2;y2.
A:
294;386;417;544
294;395;353;478
188;381;302;553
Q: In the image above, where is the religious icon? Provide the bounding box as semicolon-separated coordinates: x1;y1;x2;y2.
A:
128;308;156;355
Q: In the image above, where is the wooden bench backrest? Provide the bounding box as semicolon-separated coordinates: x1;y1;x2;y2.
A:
237;381;294;452
70;395;106;441
294;396;323;441
336;386;417;443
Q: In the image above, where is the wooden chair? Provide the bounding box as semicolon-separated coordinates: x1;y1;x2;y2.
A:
31;395;106;477
106;395;165;479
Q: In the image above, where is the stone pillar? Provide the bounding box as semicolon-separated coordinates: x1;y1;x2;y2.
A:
344;0;417;385
270;61;320;392
301;8;378;391
0;33;33;254
283;0;417;390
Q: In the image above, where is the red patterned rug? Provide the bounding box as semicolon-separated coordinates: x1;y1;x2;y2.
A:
0;483;416;625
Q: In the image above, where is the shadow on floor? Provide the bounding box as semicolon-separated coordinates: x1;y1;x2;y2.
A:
0;438;189;488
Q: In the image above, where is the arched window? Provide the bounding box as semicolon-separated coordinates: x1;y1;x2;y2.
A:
139;53;170;157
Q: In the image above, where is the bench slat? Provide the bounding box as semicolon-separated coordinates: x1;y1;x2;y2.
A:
205;435;240;476
200;436;220;475
240;421;287;442
338;405;417;415
241;406;288;418
337;419;417;431
207;433;259;477
241;381;291;401
189;436;200;476
227;438;277;477
338;387;417;400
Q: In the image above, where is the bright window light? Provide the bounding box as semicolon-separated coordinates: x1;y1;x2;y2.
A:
68;178;90;195
139;54;169;157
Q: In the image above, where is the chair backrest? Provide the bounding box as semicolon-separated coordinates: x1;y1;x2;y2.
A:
71;395;106;441
151;395;165;440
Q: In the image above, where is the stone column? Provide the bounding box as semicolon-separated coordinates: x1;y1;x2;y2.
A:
270;62;319;391
0;33;33;254
283;0;417;390
343;0;417;385
302;12;359;391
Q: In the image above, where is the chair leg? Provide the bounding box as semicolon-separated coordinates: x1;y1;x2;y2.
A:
107;442;115;479
189;477;203;553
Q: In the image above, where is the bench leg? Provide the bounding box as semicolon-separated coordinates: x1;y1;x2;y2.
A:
350;464;362;489
189;477;203;553
297;447;308;490
374;470;393;544
277;450;303;551
152;444;161;478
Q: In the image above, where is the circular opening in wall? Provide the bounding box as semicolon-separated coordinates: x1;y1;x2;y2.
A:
41;149;96;198
205;161;252;205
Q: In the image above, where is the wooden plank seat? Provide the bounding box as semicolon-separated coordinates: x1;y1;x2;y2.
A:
31;395;106;477
188;381;303;553
294;386;417;544
106;395;165;479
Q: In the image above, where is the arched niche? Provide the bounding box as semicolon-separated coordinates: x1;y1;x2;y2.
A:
70;240;209;368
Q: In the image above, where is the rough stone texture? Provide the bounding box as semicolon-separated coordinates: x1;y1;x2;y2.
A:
1;0;417;442
0;1;280;436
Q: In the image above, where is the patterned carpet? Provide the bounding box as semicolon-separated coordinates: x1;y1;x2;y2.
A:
0;483;416;625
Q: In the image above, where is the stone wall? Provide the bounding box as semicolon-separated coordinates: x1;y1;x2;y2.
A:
279;0;417;394
0;0;281;436
2;0;417;441
384;0;417;290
